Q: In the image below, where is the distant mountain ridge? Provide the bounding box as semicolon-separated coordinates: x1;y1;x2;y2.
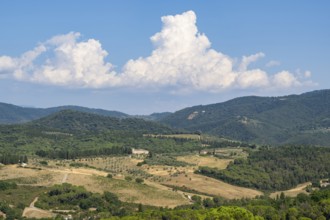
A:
0;102;172;124
0;102;46;124
160;89;330;146
2;89;330;146
29;109;173;134
0;103;131;124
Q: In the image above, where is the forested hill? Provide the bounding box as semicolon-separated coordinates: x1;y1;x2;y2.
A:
0;102;128;124
0;110;179;159
161;89;330;146
28;110;174;134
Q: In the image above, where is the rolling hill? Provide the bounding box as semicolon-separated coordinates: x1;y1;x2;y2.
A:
3;89;330;146
0;102;172;124
0;110;204;158
161;89;330;146
0;103;129;124
29;110;173;134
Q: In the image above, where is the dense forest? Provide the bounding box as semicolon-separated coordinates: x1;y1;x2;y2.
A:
0;154;28;165
161;89;330;146
198;146;330;191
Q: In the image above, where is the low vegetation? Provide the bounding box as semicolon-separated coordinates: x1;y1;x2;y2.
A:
105;186;330;220
0;180;17;191
1;182;329;220
0;184;46;219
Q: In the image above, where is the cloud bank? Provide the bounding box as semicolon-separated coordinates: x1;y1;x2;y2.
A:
0;10;314;92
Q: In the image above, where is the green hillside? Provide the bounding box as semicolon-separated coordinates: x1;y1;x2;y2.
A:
0;110;202;160
161;89;330;145
30;110;172;134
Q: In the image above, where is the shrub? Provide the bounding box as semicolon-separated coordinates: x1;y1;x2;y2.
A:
0;181;17;191
136;161;146;166
69;162;86;168
135;178;144;184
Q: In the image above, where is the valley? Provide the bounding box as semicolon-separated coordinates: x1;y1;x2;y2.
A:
0;151;262;219
1;148;326;219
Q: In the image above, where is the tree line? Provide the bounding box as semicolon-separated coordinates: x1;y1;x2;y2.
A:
35;146;132;159
0;153;28;165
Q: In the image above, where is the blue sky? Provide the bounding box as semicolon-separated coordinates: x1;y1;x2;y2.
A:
0;1;329;114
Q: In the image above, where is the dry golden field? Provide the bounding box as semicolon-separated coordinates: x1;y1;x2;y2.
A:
270;182;311;198
140;154;263;199
0;152;263;208
0;162;190;207
176;155;233;169
162;172;262;199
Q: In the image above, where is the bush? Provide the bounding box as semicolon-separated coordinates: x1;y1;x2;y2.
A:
69;162;87;168
104;191;120;205
0;181;17;191
136;161;146;166
135;178;144;184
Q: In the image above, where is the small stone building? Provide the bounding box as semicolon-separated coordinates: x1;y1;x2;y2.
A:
131;148;149;158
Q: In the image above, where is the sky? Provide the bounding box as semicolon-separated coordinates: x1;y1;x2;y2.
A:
0;1;329;114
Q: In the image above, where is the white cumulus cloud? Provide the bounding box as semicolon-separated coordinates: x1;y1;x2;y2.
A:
0;56;16;74
0;10;315;92
239;52;265;71
32;32;119;87
122;11;236;91
273;71;300;88
237;70;269;88
1;32;119;88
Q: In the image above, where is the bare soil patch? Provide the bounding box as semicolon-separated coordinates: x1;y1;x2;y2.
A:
22;197;56;219
22;208;56;219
